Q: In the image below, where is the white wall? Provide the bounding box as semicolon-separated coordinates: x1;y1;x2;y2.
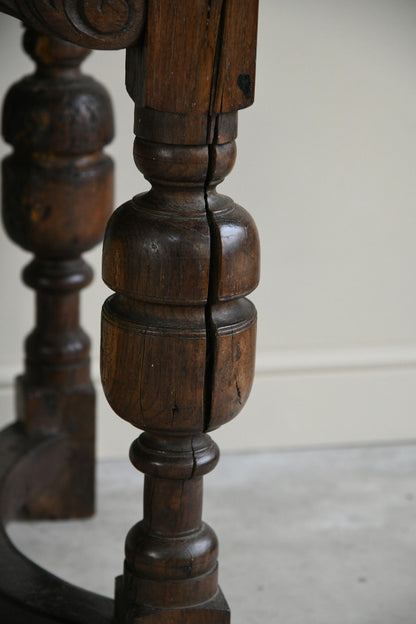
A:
1;1;416;458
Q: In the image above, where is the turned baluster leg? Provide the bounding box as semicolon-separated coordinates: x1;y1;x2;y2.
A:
100;1;259;622
1;29;114;518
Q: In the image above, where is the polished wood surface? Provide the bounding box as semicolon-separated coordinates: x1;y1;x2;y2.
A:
0;1;259;621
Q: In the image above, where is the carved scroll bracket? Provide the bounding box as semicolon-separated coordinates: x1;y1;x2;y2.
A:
0;0;146;50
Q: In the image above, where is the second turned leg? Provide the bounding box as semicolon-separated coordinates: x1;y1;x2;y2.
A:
1;29;114;518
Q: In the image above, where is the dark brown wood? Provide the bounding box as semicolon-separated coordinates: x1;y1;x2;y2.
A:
140;0;257;114
0;26;117;622
0;1;259;621
2;28;114;518
0;423;114;623
0;1;146;49
101;1;260;621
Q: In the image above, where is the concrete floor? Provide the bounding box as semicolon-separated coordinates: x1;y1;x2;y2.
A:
8;443;416;623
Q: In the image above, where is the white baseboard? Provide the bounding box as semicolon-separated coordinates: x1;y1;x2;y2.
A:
1;347;416;459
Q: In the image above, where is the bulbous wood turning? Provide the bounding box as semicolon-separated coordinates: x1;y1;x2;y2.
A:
2;29;114;518
102;139;259;434
100;1;259;621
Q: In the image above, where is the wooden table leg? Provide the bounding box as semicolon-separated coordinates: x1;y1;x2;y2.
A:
2;27;114;518
0;22;117;623
100;2;260;621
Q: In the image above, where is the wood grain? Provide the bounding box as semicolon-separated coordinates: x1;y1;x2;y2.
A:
101;1;260;621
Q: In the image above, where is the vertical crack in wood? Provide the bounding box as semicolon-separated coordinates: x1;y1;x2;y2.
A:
203;0;227;433
190;436;198;479
206;0;226;133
